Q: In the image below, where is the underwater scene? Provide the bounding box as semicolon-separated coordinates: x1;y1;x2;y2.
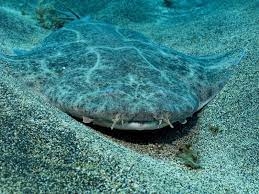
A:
0;0;258;193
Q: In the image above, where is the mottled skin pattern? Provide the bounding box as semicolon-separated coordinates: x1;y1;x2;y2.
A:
1;19;243;130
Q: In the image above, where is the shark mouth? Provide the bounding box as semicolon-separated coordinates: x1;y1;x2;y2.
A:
92;120;169;130
81;115;187;130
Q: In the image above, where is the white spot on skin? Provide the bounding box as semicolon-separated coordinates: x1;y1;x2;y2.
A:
82;116;93;123
181;120;187;124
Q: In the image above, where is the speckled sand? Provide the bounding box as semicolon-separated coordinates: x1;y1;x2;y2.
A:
0;1;258;193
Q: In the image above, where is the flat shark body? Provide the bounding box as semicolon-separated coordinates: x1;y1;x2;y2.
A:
0;19;244;130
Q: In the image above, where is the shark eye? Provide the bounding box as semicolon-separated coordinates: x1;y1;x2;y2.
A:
36;1;80;29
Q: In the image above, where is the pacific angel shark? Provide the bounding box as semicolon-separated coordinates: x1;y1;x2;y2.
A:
0;18;244;130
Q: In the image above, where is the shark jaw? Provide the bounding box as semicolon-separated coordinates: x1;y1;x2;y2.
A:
93;120;170;130
82;116;170;130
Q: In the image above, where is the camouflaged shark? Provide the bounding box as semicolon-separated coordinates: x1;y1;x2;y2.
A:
0;18;244;130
